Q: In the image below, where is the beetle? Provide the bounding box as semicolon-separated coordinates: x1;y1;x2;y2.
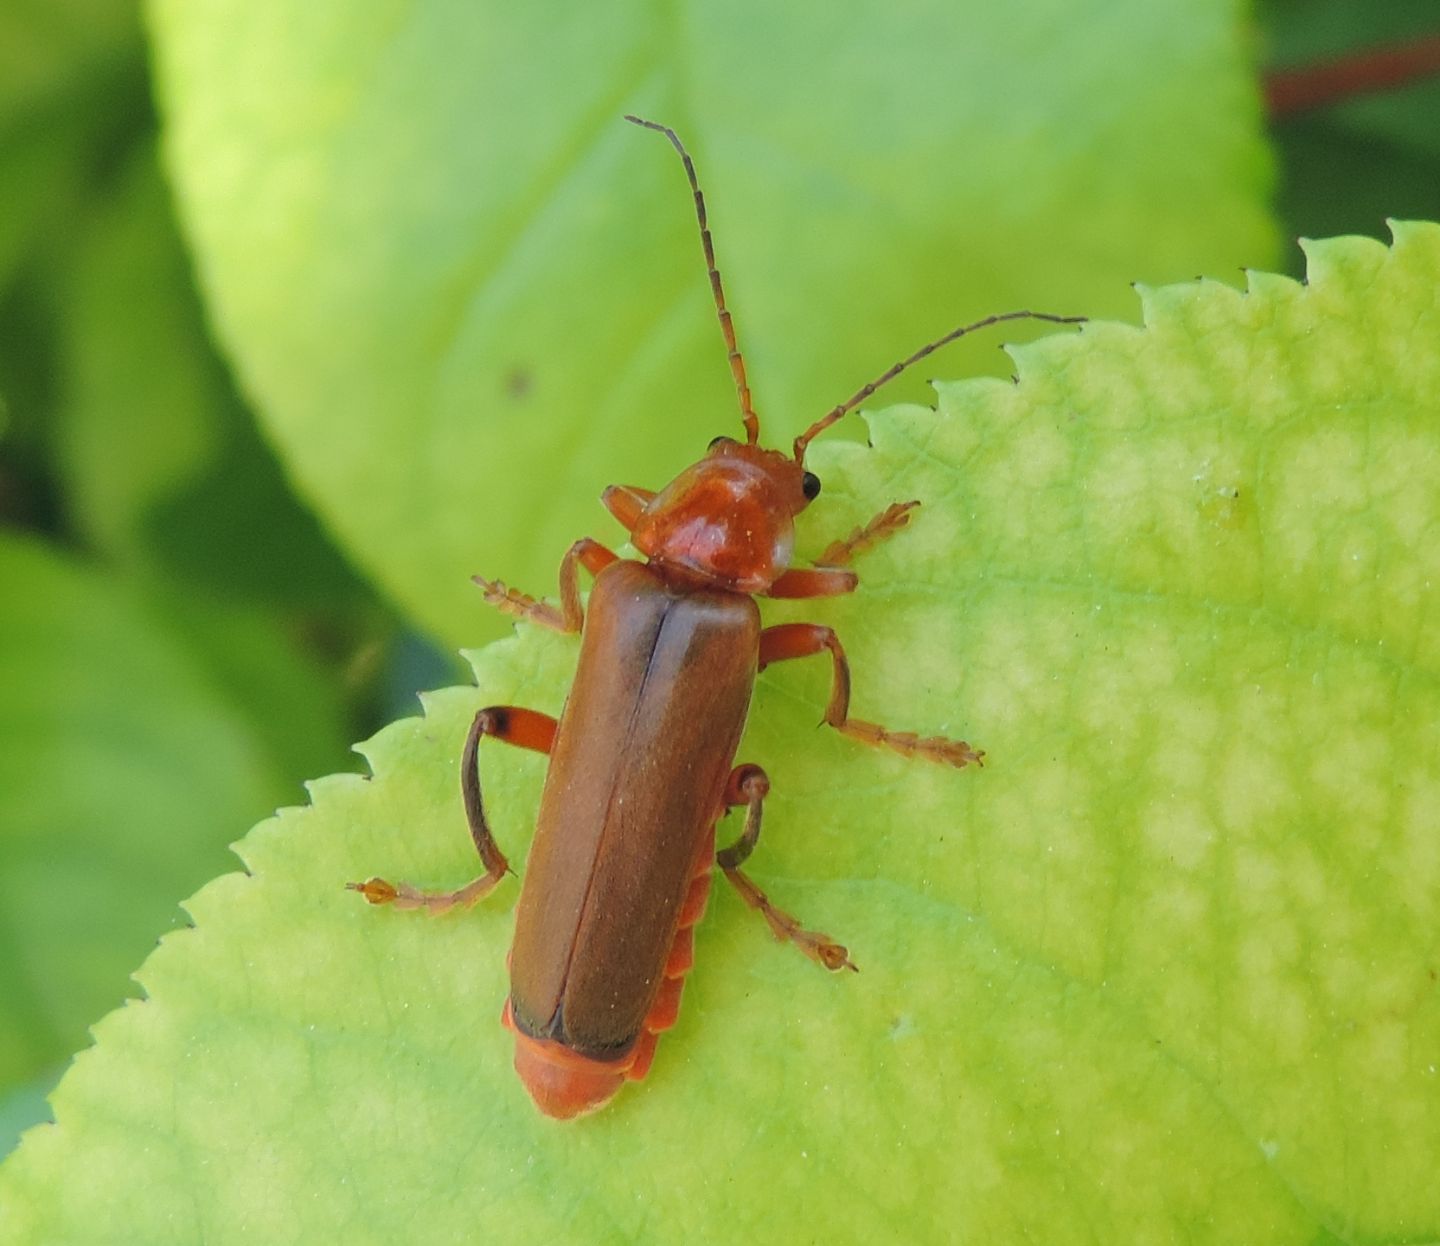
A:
351;116;1082;1118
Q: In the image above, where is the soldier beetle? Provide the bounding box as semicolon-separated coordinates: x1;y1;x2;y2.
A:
351;116;1082;1118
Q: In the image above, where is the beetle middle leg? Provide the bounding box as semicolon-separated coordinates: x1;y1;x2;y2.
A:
717;764;856;972
473;538;619;633
759;624;984;768
348;705;556;914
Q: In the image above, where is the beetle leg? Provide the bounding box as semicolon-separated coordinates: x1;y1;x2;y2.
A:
348;705;557;914
716;764;856;972
758;624;984;769
766;501;921;598
555;539;619;631
473;538;618;633
766;567;858;599
815;500;920;567
601;485;655;533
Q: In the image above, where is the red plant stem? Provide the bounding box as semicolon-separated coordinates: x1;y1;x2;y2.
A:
1265;34;1440;118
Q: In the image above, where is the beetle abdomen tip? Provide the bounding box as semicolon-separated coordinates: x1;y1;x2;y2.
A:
502;998;630;1119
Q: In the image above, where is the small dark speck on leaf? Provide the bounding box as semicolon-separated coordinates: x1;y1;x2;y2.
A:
505;368;533;400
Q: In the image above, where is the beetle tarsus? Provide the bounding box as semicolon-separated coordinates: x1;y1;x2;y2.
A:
345;872;504;914
722;864;857;973
472;575;568;632
837;719;984;769
816;500;920;567
346;877;398;905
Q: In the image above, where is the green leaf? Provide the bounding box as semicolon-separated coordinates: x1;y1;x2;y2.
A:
0;1071;59;1159
55;140;373;613
1262;1;1440;253
0;0;145;297
47;136;382;781
1274;120;1440;257
0;535;307;1092
4;224;1437;1241
147;0;1277;649
0;109;90;295
54;146;218;563
0;0;138;125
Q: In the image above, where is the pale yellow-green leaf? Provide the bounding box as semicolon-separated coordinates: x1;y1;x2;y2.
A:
3;226;1436;1243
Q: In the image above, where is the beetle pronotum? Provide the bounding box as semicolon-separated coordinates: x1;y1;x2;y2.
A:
352;116;1082;1118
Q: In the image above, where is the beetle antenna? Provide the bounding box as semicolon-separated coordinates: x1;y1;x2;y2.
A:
792;309;1086;459
626;114;761;444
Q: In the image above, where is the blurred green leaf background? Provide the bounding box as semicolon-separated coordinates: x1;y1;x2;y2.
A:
0;0;1436;1208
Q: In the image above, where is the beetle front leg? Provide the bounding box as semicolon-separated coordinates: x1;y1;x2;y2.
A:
717;764;856;972
348;705;557;914
758;624;984;768
815;500;919;567
765;567;858;599
473;538;619;633
766;500;921;599
601;484;655;533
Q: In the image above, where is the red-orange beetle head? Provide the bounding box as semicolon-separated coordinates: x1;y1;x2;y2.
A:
631;436;821;593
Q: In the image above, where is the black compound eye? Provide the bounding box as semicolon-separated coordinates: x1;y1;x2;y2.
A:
708;434;737;452
801;471;822;501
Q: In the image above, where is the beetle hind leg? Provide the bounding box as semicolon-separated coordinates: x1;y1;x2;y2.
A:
717;764;856;973
348;705;556;915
